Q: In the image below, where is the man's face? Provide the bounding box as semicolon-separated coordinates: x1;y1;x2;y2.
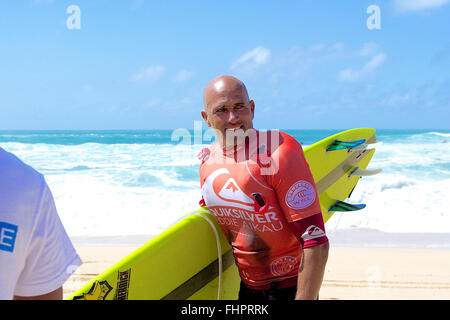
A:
202;79;255;147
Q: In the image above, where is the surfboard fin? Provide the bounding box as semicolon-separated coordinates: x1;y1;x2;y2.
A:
348;167;382;178
328;200;366;212
326;139;366;152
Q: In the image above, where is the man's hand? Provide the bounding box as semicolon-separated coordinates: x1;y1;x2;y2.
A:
14;286;63;300
295;242;329;300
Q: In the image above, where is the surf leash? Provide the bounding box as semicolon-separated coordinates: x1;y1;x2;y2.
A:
192;210;223;300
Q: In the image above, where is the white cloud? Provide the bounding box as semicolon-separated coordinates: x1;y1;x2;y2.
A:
230;46;271;72
338;42;386;82
364;53;386;71
359;42;381;57
257;43;346;82
338;53;386;82
129;65;165;83
394;0;450;12
229;43;385;83
173;69;194;82
381;91;416;106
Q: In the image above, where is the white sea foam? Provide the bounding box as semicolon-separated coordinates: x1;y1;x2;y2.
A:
48;173;201;237
2;142;204;237
326;174;450;233
427;131;450;138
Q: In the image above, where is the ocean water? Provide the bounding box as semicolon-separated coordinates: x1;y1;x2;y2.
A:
1;129;449;242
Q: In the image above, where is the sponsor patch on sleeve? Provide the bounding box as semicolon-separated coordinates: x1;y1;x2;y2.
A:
285;180;316;210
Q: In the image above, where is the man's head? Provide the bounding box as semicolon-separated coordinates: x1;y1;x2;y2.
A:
202;75;255;148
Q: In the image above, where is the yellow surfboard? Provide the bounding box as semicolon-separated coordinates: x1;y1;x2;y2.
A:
67;128;379;300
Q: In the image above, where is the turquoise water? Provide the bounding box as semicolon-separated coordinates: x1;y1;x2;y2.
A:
1;128;448;145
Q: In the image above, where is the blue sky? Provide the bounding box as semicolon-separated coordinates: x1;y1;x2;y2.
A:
0;0;449;130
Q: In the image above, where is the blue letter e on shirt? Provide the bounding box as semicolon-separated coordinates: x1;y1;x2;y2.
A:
0;222;18;253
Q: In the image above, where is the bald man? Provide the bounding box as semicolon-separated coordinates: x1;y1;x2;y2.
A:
199;75;329;300
201;76;254;150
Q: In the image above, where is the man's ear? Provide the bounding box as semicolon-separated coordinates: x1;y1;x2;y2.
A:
250;100;255;120
201;110;211;127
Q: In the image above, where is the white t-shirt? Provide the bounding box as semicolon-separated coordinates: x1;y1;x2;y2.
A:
0;147;82;299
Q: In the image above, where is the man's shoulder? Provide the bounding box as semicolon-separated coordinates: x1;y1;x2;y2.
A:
198;142;220;166
278;130;301;146
0;147;45;193
262;130;302;155
0;148;47;234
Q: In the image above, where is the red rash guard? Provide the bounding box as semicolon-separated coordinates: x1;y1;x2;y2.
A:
199;130;328;290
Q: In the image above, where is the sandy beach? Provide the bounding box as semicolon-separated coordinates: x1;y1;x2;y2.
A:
321;247;450;300
63;238;450;300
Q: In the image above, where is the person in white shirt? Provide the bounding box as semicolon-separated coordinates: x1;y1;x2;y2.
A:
0;147;82;300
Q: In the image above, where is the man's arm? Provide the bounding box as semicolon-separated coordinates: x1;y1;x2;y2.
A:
288;213;329;299
295;242;329;300
12;182;81;300
266;131;329;298
13;286;63;300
